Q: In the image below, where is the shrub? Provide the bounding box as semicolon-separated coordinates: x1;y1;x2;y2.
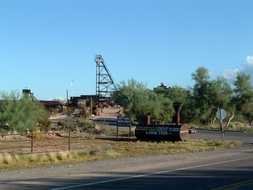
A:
56;151;69;161
0;91;50;133
77;118;95;132
2;153;14;164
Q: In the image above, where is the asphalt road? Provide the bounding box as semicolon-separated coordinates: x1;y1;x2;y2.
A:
1;130;253;190
193;129;253;144
55;156;253;190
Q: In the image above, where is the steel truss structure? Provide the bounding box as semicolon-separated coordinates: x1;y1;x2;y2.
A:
95;55;116;101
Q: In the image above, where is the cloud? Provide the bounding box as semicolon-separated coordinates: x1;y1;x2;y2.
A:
223;68;239;80
246;56;253;66
223;55;253;84
244;56;253;83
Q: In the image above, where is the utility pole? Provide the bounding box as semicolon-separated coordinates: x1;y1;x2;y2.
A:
66;90;69;105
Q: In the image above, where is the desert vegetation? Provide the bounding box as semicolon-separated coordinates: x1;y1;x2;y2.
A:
113;67;253;132
0;91;49;133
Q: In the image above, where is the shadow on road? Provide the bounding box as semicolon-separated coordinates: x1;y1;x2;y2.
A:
1;166;253;190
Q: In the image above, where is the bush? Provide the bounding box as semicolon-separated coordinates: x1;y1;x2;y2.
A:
0;91;50;133
2;153;14;165
229;122;246;130
77;118;95;132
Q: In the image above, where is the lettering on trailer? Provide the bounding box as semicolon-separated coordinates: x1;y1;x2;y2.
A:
145;127;180;136
117;117;131;127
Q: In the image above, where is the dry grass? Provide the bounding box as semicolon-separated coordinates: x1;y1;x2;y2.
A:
193;122;253;134
108;139;241;158
0;139;241;170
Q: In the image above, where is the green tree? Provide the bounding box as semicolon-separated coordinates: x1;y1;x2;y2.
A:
153;83;169;95
192;67;210;84
209;77;232;109
181;96;196;123
191;68;235;125
192;67;212;123
113;80;174;124
241;101;253;126
0;91;49;132
209;78;234;131
233;73;253;112
154;84;192;122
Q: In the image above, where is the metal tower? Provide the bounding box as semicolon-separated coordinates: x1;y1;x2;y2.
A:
95;55;116;101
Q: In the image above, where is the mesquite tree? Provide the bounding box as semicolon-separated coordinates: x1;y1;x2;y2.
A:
0;92;49;133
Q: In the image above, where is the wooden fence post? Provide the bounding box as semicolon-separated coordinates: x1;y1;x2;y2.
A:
116;118;119;139
31;130;34;153
68;127;71;151
129;125;131;138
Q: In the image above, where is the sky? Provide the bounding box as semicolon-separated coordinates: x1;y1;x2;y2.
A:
0;0;253;100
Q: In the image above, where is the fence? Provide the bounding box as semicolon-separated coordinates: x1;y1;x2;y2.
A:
93;116;132;138
0;126;135;155
0;130;98;154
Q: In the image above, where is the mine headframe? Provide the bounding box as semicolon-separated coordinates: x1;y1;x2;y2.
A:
95;55;117;102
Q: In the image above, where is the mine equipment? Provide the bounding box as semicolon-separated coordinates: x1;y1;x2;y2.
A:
135;124;189;141
95;55;117;102
40;100;64;113
135;104;190;141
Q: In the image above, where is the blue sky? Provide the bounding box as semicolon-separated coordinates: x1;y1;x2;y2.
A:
0;0;253;99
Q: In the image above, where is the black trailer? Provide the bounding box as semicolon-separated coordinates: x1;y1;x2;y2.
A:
135;124;190;141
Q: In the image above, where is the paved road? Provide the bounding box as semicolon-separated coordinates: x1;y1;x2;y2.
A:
1;148;253;190
56;156;253;190
193;129;253;144
1;130;253;190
